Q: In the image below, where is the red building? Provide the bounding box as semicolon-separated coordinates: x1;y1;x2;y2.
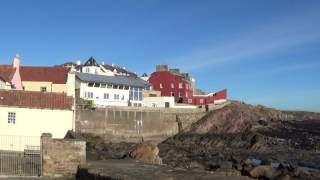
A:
148;65;193;103
148;65;227;105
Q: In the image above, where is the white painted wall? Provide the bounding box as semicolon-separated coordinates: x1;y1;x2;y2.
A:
79;82;130;107
143;96;175;108
0;106;73;151
0;80;11;90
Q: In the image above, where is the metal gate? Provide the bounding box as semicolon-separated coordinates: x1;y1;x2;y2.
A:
0;135;41;176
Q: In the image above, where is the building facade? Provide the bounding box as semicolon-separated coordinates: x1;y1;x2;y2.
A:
0;90;74;150
76;72;151;107
0;54;23;90
148;65;194;103
149;65;227;105
0;54;74;95
76;57;138;77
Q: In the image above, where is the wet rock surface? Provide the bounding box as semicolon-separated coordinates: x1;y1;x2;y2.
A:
80;101;320;179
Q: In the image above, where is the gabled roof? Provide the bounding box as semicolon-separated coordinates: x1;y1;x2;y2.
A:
0;90;73;110
83;57;99;67
102;64;137;77
20;66;68;84
0;65;15;82
76;72;150;88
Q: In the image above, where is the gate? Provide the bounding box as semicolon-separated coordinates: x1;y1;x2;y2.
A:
0;135;41;176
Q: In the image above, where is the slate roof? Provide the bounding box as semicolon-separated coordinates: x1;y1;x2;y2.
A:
76;72;150;88
0;90;73;110
102;64;137;77
83;57;99;67
0;65;15;82
20;66;68;84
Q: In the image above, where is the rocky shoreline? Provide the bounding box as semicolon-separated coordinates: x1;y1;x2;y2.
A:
78;101;320;179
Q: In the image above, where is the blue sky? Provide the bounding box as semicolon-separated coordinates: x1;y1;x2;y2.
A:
0;0;319;112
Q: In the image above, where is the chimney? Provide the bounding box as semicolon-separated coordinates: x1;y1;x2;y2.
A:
156;64;168;72
13;54;20;69
169;68;180;75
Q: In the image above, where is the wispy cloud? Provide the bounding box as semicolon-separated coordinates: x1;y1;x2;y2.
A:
243;60;320;77
167;10;320;71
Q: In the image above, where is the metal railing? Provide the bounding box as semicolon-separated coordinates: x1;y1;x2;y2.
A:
0;135;41;176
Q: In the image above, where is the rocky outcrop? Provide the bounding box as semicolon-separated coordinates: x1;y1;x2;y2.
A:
129;142;162;165
159;101;320;179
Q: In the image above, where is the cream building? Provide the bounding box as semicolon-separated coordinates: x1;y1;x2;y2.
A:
0;90;74;151
20;66;71;93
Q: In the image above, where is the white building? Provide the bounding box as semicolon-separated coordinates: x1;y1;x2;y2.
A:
143;96;175;108
76;57;138;77
0;90;74;151
76;72;151;107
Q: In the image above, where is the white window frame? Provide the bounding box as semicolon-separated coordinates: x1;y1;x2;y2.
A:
171;83;174;88
40;87;47;92
104;93;109;99
8;112;16;124
160;83;163;89
179;83;183;89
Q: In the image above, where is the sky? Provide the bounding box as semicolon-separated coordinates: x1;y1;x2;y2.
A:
0;0;319;112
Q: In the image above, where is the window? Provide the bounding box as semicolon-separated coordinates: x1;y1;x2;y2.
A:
22;86;25;91
124;86;129;90
40;87;47;92
179;92;184;98
113;85;119;89
94;83;100;87
86;92;93;98
100;84;106;88
160;83;163;89
107;84;112;88
179;83;183;89
200;99;204;104
85;67;89;73
88;83;94;87
170;92;174;96
104;93;109;99
114;94;119;100
121;95;125;100
171;83;174;88
119;85;124;89
8;112;16;124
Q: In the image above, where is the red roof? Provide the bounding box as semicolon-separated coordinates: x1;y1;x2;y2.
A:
20;66;68;84
0;90;73;110
0;65;15;82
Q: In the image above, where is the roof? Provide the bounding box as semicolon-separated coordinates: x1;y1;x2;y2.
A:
0;65;15;82
83;57;99;67
0;90;73;110
20;66;68;84
102;64;137;77
76;72;151;88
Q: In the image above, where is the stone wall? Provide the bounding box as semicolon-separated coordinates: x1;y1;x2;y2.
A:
41;133;86;177
75;107;207;142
